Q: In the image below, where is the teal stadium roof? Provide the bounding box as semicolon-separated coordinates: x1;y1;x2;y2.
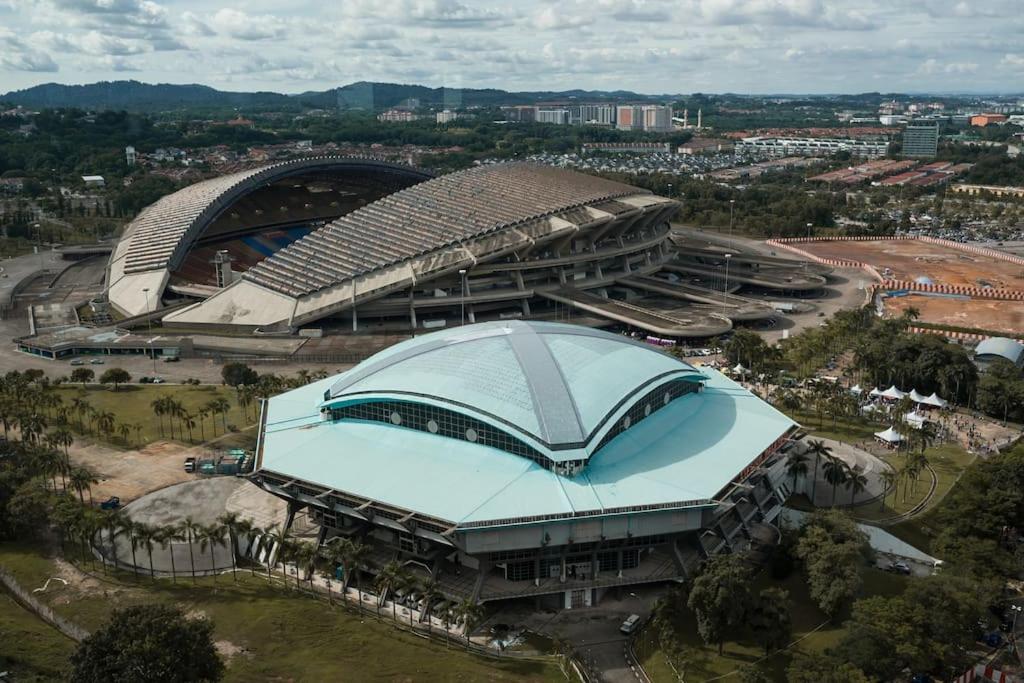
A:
257;321;797;529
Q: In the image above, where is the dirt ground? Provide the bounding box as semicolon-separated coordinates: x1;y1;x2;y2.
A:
67;439;205;504
885;293;1024;336
803;240;1024;290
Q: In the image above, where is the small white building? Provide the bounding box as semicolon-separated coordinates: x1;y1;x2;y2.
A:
81;175;105;188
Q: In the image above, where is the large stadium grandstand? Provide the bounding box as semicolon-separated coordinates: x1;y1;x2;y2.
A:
105;158;824;339
252;320;799;608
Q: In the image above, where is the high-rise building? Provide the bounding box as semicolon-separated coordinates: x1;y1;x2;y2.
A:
616;105;643;131
125;146;136;167
537;108;570;125
642;105;673;132
575;104;615;126
436;110;459;124
902;123;939;159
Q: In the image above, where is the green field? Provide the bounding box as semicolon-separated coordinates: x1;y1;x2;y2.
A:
637;568;909;682
54;384;256;447
0;590;75;682
0;543;562;682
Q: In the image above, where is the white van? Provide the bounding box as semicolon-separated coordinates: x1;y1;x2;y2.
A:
619;614;641;635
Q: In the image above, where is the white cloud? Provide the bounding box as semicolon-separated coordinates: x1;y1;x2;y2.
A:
533;7;592;30
209;8;288;41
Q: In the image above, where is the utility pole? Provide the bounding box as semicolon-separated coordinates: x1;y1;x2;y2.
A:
729;200;735;236
723;253;732;309
459;269;467;326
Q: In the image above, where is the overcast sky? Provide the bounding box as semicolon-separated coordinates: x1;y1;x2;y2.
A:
1;0;1023;95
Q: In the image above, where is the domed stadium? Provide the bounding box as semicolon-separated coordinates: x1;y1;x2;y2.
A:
103;157;812;341
251;320;799;609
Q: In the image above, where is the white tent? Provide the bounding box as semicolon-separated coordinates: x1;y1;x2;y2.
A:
861;404;880;414
909;389;928;403
869;387;883;398
874;426;904;444
880;385;907;401
850;384;863;395
922;392;948;409
904;411;926;429
732;363;748;375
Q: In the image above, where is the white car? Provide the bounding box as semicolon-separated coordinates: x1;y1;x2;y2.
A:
619;614;641;635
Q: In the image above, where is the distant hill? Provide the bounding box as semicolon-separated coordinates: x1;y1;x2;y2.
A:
1;79;670;112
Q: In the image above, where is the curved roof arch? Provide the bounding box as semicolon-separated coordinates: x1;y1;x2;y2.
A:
106;156;433;316
121;156;433;275
975;337;1024;365
322;320;705;459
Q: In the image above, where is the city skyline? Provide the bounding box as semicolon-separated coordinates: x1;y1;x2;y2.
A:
0;0;1023;95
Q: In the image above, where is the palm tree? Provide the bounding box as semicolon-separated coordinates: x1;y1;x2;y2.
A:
156;525;184;583
879;468;898;511
805;439;832;506
117;422;131;445
785;451;809;496
821;456;848;507
119;516;141;579
69;466;97;504
439;604;454;647
94;410;115;436
210;397;231;433
375;560;409;621
50;427;73;461
341;539;370;612
134;522;159;580
398;573;421;626
217;512;243;581
197;523;223;580
845;467;868;505
419;578;443;629
180;517;202;583
453;598;484;650
151;398;167;437
99;508;122;569
262;525;288;585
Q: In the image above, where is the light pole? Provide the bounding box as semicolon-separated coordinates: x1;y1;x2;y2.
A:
723;253;732;309
1011;604;1023;662
458;269;467;326
33;223;43;270
728;200;735;236
143;287;156;374
806;222;813;239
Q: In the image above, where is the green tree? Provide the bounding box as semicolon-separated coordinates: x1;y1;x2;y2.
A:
99;368;131;391
821;456;848;507
786;652;869;683
221;363;258;388
70;604;224;683
795;510;870;618
70;367;94;387
749;587;791;654
805;439;831;505
686;554;751;654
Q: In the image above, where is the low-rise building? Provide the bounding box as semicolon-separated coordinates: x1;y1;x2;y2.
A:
736;137;889;159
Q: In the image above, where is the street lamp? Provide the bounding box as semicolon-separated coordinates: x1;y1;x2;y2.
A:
143;287;156;374
806;222;813;239
33;223;43;270
723;253;732;308
728;200;735;236
458;269;467;326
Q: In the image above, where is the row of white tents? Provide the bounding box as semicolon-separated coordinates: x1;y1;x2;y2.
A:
850;384;949;409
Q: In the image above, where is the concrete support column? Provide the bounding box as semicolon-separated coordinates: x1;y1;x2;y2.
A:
534;555;541;586
408;288;417;330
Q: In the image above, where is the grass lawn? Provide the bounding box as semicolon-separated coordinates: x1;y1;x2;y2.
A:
638;567;909;682
789;411;974;528
0;542;562;682
0;589;76;682
53;384;257;448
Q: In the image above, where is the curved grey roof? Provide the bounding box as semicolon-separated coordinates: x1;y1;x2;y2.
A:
120;156;432;275
324;320;704;453
975;337;1024;365
244;163;646;297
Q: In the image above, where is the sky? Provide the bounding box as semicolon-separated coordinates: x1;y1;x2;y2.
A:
0;0;1023;95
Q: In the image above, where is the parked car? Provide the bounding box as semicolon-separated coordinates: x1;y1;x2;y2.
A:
151;377;166;384
69;359;84;366
138;376;151;384
184;457;196;473
979;632;1003;648
89;358;105;365
99;496;121;510
887;560;911;575
162;356;180;362
619;614;641;635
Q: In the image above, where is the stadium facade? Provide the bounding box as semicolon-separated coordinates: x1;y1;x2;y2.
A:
252;321;799;608
105;157;827;341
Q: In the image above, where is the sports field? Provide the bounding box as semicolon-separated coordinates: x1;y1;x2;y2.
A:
885;293;1024;336
803;239;1024;290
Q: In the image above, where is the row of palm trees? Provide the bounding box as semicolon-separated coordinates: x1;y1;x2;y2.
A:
150;396;231;443
786;438;930;511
